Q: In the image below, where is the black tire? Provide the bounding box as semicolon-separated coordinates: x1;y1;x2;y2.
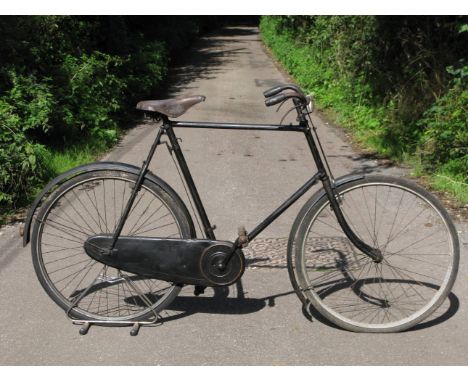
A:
288;175;459;333
32;169;194;322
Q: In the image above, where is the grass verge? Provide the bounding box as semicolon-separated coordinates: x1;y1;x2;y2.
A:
260;17;467;209
0;129;122;226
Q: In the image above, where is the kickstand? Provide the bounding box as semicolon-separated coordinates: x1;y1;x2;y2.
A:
79;322;91;335
130;323;141;336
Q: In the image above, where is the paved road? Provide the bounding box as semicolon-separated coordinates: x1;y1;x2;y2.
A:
1;26;467;365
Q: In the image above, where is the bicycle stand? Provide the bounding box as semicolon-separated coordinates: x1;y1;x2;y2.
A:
65;270;161;336
70;316;160;336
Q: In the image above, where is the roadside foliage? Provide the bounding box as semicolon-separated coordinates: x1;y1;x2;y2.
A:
260;16;467;202
0;16;221;220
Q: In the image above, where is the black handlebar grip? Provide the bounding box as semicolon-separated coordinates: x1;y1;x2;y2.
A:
263;86;283;98
264;84;305;98
265;93;287;107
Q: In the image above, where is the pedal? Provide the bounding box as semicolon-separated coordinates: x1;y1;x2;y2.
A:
238;225;248;247
194;286;206;296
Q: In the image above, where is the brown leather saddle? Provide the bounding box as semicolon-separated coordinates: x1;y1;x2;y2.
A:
136;95;206;118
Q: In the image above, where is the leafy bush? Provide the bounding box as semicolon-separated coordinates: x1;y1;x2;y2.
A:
419;83;467;177
261;17;467;154
260;16;467;201
260;16;391;152
0;99;49;209
57;52;124;144
3;71;55;134
122;41;168;106
0;16;220;218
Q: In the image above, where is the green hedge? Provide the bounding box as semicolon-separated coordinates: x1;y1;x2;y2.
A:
0;16;220;218
260;16;467;202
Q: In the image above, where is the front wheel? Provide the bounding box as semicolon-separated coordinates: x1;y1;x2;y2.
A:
288;175;459;333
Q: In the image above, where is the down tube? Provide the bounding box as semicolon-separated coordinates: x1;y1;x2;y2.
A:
247;172;322;242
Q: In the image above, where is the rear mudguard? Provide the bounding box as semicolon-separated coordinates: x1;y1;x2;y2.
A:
22;161;196;247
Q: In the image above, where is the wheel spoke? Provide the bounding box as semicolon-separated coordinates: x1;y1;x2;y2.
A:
296;178;457;331
35;173;184;321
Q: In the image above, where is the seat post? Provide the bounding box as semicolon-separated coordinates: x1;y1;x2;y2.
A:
161;114;170;125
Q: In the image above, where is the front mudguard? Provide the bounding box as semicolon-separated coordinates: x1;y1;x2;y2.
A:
290;173;364;234
286;173;364;304
22;161;195;247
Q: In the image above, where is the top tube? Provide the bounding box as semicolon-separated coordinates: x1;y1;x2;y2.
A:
171;121;307;132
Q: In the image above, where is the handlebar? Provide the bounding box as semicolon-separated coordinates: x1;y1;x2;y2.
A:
264;90;307;107
263;84;305;98
264;93;288;107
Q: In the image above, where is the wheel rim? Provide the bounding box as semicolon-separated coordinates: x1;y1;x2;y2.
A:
36;174;184;321
297;181;456;330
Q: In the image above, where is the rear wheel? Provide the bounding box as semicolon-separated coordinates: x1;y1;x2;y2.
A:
288;175;459;332
32;169;193;322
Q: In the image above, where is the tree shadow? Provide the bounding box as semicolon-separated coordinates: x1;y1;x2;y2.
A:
323;151;399;176
347;152;399;175
159;27;258;97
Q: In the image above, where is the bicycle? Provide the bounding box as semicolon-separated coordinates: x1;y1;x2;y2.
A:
22;84;460;334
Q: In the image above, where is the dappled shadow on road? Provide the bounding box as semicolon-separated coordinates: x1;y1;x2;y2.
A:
325;151;399;176
215;26;260;37
160;26;258;96
347;152;399;176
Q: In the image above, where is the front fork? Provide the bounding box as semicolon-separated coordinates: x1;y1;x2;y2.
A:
304;122;383;263
321;177;383;262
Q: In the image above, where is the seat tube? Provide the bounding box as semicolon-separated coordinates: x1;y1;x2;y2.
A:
164;124;216;240
109;125;164;250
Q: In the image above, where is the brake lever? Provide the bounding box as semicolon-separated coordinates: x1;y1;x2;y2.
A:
275;98;289;113
279;101;310;124
275;96;303;124
279;105;298;125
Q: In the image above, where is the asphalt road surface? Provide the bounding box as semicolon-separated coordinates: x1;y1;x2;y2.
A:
1;26;467;365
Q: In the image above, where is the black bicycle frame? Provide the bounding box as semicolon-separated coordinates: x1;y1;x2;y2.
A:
169;119;323;243
110;113;383;263
168;120;318;240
